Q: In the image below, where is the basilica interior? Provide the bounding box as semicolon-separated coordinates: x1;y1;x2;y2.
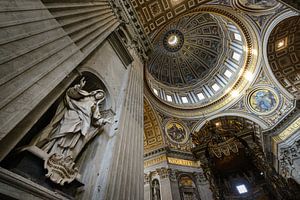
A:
0;0;299;200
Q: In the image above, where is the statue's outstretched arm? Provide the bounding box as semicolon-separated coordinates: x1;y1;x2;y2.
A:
66;77;90;100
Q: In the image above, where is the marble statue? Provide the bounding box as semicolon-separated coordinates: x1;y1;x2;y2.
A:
152;179;161;200
30;77;111;185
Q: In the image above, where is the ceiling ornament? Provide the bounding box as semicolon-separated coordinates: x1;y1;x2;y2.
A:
144;5;260;117
130;0;211;38
267;16;300;99
246;86;279;115
165;120;188;144
147;12;225;87
163;29;184;52
231;0;280;13
144;98;164;153
161;118;193;152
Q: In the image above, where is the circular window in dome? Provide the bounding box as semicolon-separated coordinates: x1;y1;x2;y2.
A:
163;30;184;52
168;35;178;46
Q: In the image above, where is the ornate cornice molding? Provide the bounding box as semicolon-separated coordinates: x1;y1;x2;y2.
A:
108;0;152;63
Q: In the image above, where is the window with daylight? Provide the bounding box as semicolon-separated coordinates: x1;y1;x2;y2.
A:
234;33;242;41
224;70;232;78
166;95;172;102
232;52;241;61
197;93;205;100
181;96;188;103
212;83;220;92
236;184;247;194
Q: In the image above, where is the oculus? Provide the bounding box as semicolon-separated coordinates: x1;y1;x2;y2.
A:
236;184;248;194
163;30;184;52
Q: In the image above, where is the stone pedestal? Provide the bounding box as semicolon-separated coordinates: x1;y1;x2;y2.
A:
1;146;84;198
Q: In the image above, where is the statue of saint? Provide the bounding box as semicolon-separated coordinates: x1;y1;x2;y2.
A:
152;180;161;200
32;77;111;161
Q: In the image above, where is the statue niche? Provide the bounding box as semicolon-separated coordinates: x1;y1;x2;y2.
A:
26;77;111;185
151;179;161;200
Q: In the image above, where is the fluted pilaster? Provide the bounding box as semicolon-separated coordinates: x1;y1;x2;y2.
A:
105;50;144;200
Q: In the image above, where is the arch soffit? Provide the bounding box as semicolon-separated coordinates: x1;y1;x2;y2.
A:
192;111;268;133
261;9;299;99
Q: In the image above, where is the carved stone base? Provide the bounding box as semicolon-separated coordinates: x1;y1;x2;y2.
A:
45;154;78;185
1;146;84;198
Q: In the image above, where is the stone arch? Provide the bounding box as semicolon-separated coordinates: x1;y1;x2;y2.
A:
192;112;268;133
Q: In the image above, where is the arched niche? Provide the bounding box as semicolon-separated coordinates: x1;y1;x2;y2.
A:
150;179;161;200
178;174;200;200
78;69;115;111
2;71;111;154
267;15;300;99
0;71;112;196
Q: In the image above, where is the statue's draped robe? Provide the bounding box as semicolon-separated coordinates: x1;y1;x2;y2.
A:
36;87;103;160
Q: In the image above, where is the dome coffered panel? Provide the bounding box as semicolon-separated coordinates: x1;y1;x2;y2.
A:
267;16;300;99
144;6;260;118
130;0;211;38
147;13;225;87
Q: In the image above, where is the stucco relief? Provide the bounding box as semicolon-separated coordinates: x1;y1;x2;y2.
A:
279;139;300;182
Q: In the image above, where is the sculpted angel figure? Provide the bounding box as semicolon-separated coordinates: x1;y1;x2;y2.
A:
32;77;111;161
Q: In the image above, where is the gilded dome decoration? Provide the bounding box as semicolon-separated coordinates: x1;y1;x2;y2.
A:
145;9;255;111
147;13;225;87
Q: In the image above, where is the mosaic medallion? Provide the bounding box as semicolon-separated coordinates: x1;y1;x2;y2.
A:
248;88;278;114
165;121;188;144
234;0;279;11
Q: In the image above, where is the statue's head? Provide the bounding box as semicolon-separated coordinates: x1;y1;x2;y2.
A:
95;90;105;100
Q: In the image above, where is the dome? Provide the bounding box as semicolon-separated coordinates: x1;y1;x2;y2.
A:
146;11;248;108
147;13;225;87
